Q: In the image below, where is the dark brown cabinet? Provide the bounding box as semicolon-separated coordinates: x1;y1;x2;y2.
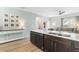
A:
30;31;36;45
54;37;72;52
72;41;79;52
43;34;72;52
30;31;79;52
30;31;43;50
54;41;71;52
43;35;55;52
55;42;69;52
43;35;51;52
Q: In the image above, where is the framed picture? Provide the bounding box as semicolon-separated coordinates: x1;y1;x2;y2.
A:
4;19;8;22
11;19;14;22
4;24;8;27
16;24;19;26
11;16;14;18
16;16;19;18
4;14;8;17
3;14;23;30
11;24;14;26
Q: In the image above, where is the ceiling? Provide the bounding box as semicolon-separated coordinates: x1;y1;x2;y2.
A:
19;7;79;17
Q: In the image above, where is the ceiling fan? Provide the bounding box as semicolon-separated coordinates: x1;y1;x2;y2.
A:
58;10;65;15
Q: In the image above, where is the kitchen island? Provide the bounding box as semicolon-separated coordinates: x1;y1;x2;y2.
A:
30;30;79;52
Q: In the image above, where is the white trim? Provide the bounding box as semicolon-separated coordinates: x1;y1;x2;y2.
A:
0;37;25;44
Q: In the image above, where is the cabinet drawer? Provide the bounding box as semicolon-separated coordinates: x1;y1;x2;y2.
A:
73;41;79;49
44;35;51;39
57;38;70;43
55;38;71;47
43;38;51;52
44;35;57;40
73;49;79;52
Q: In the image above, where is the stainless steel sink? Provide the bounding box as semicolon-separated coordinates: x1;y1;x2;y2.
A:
48;32;57;35
48;32;71;37
61;34;71;37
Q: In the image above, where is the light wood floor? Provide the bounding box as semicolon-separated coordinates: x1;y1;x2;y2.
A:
0;38;42;52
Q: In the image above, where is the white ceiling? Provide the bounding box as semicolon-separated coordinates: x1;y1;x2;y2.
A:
19;7;79;17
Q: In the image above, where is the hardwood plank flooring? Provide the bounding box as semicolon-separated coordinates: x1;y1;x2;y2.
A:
0;38;42;52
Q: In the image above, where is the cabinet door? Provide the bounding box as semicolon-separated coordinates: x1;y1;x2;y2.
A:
55;38;71;52
43;35;51;52
35;33;43;49
50;36;58;52
38;34;43;49
30;31;43;50
72;41;79;52
73;49;79;52
55;42;68;52
50;40;54;52
30;31;36;45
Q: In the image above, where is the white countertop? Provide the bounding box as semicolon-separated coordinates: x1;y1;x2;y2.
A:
32;30;79;41
0;30;24;35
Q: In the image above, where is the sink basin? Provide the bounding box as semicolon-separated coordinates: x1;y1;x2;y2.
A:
48;32;57;35
61;34;71;37
48;32;71;37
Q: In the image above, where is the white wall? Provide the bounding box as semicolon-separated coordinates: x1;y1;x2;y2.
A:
36;17;49;30
0;7;48;42
49;17;61;29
